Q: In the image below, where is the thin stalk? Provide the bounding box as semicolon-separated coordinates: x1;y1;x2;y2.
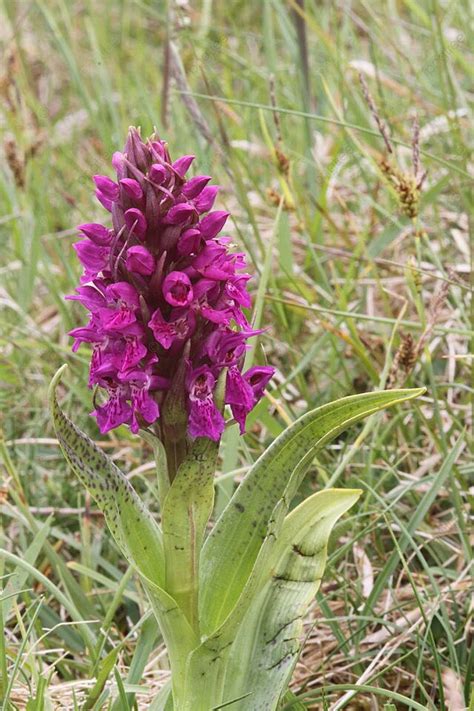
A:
175;91;471;179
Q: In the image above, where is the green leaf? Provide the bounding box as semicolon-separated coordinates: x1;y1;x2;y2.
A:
49;365;165;587
180;490;360;709
162;438;218;629
143;576;198;704
222;489;361;709
148;681;173;711
279;690;306;710
361;436;464;618
177;500;288;710
211;692;253;709
113;667;131;710
0;549;89;633
111;616;159;711
84;644;122;710
200;388;424;633
1;517;51;621
139;429;170;507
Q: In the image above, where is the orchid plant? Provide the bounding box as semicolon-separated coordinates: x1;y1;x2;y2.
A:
50;128;423;710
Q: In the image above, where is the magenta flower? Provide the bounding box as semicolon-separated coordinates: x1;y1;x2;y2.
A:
187;366;225;440
162;271;194;307
68;127;274;440
126;246;155;275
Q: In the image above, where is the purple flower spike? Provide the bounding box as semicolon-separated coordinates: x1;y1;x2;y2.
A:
68;127;274;440
126;246;155;275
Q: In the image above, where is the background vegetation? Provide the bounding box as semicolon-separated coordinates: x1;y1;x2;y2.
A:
0;0;472;708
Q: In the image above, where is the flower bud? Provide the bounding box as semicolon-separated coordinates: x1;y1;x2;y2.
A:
166;203;196;225
124;208;147;239
172;155;194;177
149;163;167;184
93;175;119;200
78;223;113;245
126;246;155;275
182;175;211;199
199;211;229;239
120;178;143;201
162;272;193;307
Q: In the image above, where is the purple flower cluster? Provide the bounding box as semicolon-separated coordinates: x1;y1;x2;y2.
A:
69;128;274;441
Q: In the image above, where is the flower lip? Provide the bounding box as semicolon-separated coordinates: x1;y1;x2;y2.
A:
187;365;225;441
162;271;194;307
93;387;132;433
190;367;214;399
149;307;195;349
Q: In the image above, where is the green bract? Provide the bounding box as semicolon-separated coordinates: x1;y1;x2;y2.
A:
49;365;424;710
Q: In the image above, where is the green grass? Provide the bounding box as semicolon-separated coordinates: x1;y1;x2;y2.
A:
0;0;472;708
